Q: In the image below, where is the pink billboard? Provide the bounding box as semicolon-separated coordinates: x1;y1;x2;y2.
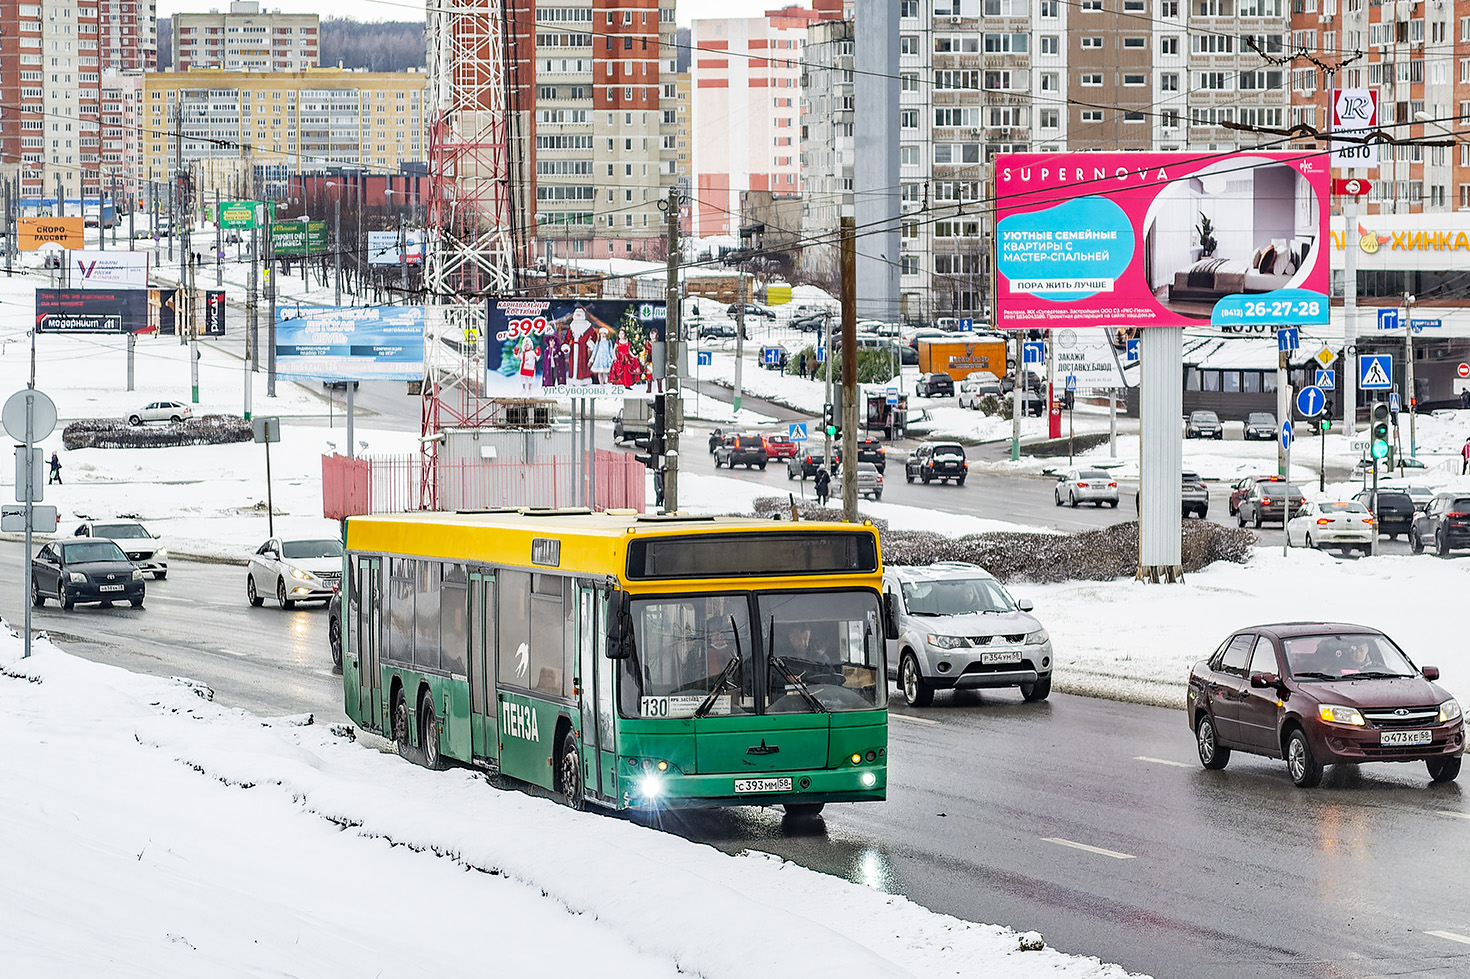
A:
993;152;1329;331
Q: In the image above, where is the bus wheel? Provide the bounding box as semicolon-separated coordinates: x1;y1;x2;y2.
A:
391;689;413;762
558;730;586;811
419;692;446;771
783;803;824;818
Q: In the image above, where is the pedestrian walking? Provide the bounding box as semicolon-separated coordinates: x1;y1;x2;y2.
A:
797;352;807;379
1461;388;1470;410
48;451;62;485
814;466;831;506
1461;438;1470;475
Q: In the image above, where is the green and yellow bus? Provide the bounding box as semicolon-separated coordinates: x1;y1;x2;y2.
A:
340;509;888;815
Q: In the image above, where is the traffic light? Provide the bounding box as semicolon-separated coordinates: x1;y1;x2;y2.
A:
1370;401;1391;462
637;395;666;469
822;403;836;436
1320;417;1331;433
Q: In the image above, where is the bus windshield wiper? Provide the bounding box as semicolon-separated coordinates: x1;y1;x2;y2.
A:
768;651;826;712
694;618;744;719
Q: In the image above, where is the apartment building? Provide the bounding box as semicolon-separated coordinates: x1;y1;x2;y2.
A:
100;0;158;71
101;71;145;203
172;2;319;72
140;68;425;201
798;18;854;281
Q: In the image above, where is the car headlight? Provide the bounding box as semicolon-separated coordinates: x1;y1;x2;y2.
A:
1439;699;1463;723
1318;704;1366;726
132;569;144;581
69;572;87;583
290;567;311;580
154;547;168;560
1024;628;1049;645
926;634;969;649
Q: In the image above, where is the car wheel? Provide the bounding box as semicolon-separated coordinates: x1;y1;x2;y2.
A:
391;688;414;762
155;571;167;581
130;593;144;609
1253;511;1263;529
31;577;44;607
955;476;965;487
1069;492;1079;509
169;415;182;424
1196;713;1231;770
276;577;296;610
787;469;795;480
906;472;914;483
783;803;826;818
247;575;263;607
558;729;586;810
128;415;142;426
1199;507;1207;519
714;457;722;468
1305;533;1315;550
1437;530;1450;557
874;492;882;500
899;652;934;708
1427;755;1461;782
759;462;767;470
1237;509;1246;528
1411;529;1424;554
1054;491;1062;507
419;692;447;771
921;473;931;484
59;582;73;611
1286;728;1323;787
1020;675;1051;702
1109;500;1118;509
329;614;343;672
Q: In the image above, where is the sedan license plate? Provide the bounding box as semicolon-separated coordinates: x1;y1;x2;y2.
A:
1380;730;1432;746
734;777;792;794
98;584;125;592
980;651;1022;665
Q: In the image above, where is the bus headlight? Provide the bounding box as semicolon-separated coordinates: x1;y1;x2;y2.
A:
860;771;877;787
637;773;664;799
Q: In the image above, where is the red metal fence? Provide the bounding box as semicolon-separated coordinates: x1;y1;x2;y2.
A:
323;450;646;519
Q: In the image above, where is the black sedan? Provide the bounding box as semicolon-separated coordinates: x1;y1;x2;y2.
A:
1411;493;1470;555
31;539;146;610
916;373;954;397
1354;489;1415;540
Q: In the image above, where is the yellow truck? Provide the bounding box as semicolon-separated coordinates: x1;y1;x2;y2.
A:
917;337;1010;383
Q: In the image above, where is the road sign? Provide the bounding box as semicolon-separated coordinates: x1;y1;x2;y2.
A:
1126;338;1140;363
762;347;781;366
1023;341;1044;365
788;422;808;442
1280;420;1293;450
1295;385;1326;418
1;503;56;533
1330;88;1379;169
886;387;898;406
1315;369;1336;388
1277;328;1299;352
252;417;281;444
1390;392;1400;411
2;389;57;443
959;317;974;331
1458;362;1469;379
1331;178;1373;196
816;346;826;363
697;351;712;366
1359;354;1393;389
1351;440;1370;451
1313;346;1337;368
1376;308;1400;331
1065;374;1077;392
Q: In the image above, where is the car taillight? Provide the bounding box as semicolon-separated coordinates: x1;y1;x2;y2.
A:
1108;482;1118;488
1363;517;1375;524
1316;518;1332;525
1449;512;1469;518
1076;482;1087;488
1261;497;1272;505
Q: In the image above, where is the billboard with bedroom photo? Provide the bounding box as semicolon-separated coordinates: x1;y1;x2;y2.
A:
994;152;1329;331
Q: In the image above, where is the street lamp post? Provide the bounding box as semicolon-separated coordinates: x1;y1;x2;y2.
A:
1404;291;1417;461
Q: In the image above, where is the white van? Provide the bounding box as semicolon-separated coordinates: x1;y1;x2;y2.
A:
881;562;1053;706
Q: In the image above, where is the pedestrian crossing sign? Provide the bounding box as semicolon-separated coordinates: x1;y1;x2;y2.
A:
1359;354;1393;390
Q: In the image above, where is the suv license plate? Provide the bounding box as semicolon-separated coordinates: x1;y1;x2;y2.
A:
1380;730;1432;746
734;777;792;794
99;584;125;592
980;651;1022;665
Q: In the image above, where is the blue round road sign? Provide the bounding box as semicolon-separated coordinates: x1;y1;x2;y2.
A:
1295;385;1326;418
1280;420;1293;450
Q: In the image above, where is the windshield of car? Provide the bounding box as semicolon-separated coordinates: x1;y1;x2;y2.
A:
901;577;1015;616
1246;413;1274;425
1191;411;1219;422
281;539;344;560
93;523;151;539
62;541;129;563
1282;633;1417;679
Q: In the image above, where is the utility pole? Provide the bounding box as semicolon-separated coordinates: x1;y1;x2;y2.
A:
662;187;682;511
1404;292;1417;459
266;203;276;397
334;197;342;306
56;174;64;217
246;210;259;421
128;182;135;253
733;271;746;415
184;166;199;404
823;309;834;474
399;214;409;303
215;188;222;287
840;215;858;522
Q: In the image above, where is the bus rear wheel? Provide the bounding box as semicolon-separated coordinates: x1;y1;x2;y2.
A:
558;731;586;811
783;803;824;818
419;692;446;771
391;690;413;762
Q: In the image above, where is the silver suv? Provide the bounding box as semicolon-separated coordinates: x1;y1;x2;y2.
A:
881;563;1053;706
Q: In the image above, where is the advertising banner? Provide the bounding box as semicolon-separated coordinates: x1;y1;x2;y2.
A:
271;219;328;256
217;200;271;230
1052;328;1125;392
1331;89;1379;170
994;152;1329;331
65;250;150;288
275;306;425;381
204;290;226;336
19;217;85;250
484;299;668;399
35;289;149;333
366;230;425;266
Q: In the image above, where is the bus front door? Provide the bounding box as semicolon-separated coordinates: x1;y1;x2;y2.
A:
355;557;383;731
468;571;499;766
577;583;616;804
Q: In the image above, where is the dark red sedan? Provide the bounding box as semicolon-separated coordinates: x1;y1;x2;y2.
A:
1187;623;1463;787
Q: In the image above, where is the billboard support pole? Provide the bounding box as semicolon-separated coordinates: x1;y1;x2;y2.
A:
215;189;222;288
1138;326;1184;583
267;206;276;398
1277;347;1289;476
346;382;355;460
1010;331;1022;461
334;198;341;307
127;333;135;392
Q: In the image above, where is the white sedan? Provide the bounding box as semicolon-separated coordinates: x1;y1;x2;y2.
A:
128;401;193;425
246;537;344;609
1053;468;1119;508
1286;500;1375;553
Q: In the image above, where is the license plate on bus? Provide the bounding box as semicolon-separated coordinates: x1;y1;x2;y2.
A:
734;777;792;794
99;584;124;592
980;651;1021;665
1380;730;1431;746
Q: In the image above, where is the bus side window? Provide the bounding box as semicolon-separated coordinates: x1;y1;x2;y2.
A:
529;573;564;697
497;570;531;687
441;563;468;676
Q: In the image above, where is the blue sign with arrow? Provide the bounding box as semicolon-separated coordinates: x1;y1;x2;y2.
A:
697;351;712;366
1359;354;1393;390
1376;308;1400;331
1280;420;1293;450
1295;385;1326;418
1277;328;1299;352
1125;338;1140;363
1023;341;1044;365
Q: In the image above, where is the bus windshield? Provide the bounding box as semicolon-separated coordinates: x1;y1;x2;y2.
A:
624;590;885;717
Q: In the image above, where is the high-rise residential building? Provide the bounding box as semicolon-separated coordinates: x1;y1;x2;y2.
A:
171;2;319;72
99;0;159;71
101;70;145;203
141;68;426;201
798;18;853;282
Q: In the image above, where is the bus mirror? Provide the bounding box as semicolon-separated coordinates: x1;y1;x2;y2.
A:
606;591;632;659
883;591;899;641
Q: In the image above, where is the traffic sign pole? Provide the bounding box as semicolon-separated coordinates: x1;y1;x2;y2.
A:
1283;422;1292;557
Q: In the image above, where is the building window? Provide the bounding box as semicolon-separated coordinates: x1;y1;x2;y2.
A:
1080;73;1103;87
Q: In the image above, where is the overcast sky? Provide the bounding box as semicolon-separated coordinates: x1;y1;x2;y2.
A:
156;0;783;26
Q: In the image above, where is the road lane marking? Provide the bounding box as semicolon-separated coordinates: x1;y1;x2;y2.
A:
1438;810;1470;820
1426;931;1470;946
1134;755;1193;768
1042;838;1135;860
889;712;939;725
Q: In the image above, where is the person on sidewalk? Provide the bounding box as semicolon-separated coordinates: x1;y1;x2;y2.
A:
1462;438;1470;475
814;467;831;506
48;451;62;485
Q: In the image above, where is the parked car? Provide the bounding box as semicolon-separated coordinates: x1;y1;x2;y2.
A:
1243;412;1277;441
1352;489;1414;540
1181;471;1209;519
726;301;775;321
247;537;343;609
1000;370;1043;394
882;562;1052;706
791;313;825;333
73;520;168;578
1053;468;1119;508
31;539;146;610
905;442;968;485
1286;500;1375;553
1411;493;1470;555
714;434;768;470
1229;475;1285;516
958;374;1003;409
1187;623;1462;786
327;589;344;673
761;433;798;460
855;461;884;500
1236;480;1306;527
854;437;886;472
128;400;192;426
916;372;955;398
1185;409;1223;439
698;322;739;340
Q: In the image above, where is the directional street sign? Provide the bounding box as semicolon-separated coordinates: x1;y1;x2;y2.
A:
697;351;712;366
762;347;781;365
886;387;899;405
1315;369;1336;389
1280;420;1293;450
1313;346;1337;368
1295;385;1326;418
1359;354;1393;390
1023;341;1045;365
1377;309;1400;332
1390;392;1400;412
1277;328;1299;352
788;422;807;442
816;346;826;363
1065;374;1078;392
1126;338;1140;363
959;317;974;332
1331;178;1373;197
